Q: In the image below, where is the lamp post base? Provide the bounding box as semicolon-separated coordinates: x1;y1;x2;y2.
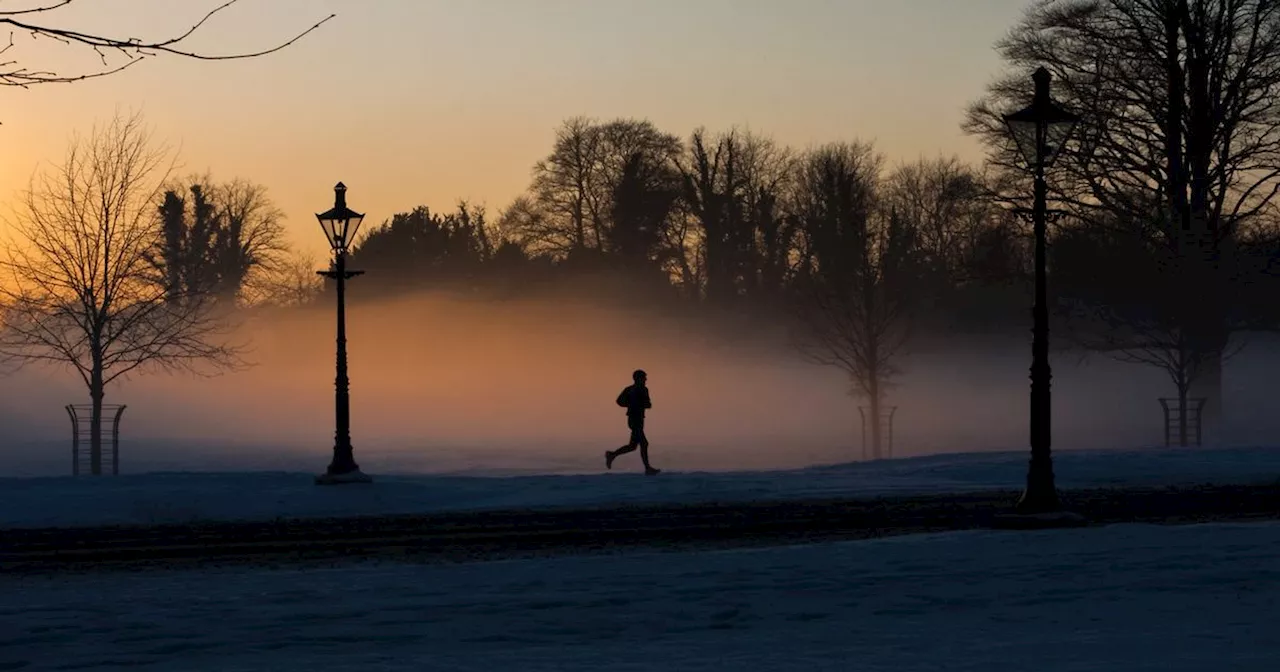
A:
315;469;373;485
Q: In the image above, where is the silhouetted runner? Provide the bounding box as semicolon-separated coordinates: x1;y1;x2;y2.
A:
606;369;660;475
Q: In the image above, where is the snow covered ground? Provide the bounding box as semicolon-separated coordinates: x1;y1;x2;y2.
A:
3;445;1280;529
3;520;1278;671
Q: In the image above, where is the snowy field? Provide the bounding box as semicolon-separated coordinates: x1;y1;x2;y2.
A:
3;445;1280;529
3;520;1277;671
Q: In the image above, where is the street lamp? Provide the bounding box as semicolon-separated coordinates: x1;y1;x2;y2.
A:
315;182;371;485
1001;67;1079;517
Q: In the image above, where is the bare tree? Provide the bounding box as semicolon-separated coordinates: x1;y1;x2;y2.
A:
790;142;920;459
148;175;289;305
0;113;241;474
0;0;334;87
658;193;704;297
1097;321;1215;446
609;150;681;269
677;128;752;303
674;127;800;303
496;195;550;253
529;117;605;254
596;119;683;199
882;156;992;284
526;117;682;260
1052;213;1241;445
211;178;288;304
677;128;737;303
251;250;324;308
738;132;798;301
965;0;1280;431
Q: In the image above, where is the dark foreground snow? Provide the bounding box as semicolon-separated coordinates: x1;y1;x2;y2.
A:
3;521;1277;671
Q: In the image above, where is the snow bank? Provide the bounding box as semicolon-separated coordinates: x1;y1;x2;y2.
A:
3;445;1279;529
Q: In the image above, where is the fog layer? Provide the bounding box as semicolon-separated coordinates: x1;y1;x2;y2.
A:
2;292;1277;477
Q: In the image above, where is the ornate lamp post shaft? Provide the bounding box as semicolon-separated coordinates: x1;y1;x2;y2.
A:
1023;144;1057;513
328;249;362;475
1000;67;1080;518
315;182;370;485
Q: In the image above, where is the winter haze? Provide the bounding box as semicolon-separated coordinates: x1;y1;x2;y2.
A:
5;287;1279;477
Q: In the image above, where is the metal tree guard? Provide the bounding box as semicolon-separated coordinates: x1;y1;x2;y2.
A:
1158;397;1208;447
858;405;897;460
66;404;127;476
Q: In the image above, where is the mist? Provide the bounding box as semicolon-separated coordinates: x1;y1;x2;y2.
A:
3;291;1279;478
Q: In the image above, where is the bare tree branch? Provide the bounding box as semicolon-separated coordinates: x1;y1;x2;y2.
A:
0;0;334;87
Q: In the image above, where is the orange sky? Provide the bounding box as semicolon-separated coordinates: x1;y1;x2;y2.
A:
0;0;1029;260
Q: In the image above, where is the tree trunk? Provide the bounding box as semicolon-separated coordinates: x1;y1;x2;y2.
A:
868;375;883;460
573;195;586;251
89;368;105;476
1179;3;1228;440
1190;351;1222;437
1177;382;1189;447
1163;3;1187;230
1183;216;1226;440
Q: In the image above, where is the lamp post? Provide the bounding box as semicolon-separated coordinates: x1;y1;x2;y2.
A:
315;182;371;485
1001;68;1079;516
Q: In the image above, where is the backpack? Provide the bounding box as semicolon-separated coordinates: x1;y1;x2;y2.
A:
616;386;630;407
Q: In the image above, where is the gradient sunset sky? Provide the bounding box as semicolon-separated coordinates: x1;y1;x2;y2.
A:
0;0;1028;258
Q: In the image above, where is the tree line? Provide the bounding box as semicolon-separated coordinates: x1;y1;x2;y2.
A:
346;121;1026;323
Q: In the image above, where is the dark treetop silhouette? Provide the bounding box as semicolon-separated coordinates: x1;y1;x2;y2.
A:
151;176;290;307
607;369;660;476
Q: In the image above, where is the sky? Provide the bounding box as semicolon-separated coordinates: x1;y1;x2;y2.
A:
0;0;1029;259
